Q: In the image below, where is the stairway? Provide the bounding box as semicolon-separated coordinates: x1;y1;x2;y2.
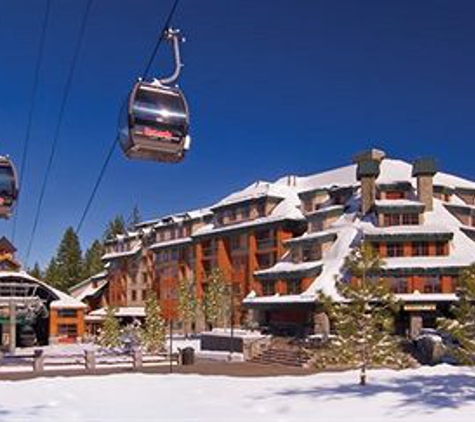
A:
250;339;310;367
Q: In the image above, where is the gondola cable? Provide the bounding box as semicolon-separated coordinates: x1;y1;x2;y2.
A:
75;0;182;235
11;0;52;243
25;0;94;265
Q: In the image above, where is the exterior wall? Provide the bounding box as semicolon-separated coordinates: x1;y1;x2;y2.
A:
49;308;85;344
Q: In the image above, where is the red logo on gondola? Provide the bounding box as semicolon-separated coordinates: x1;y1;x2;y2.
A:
143;127;173;139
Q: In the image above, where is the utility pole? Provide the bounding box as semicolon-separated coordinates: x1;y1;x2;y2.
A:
8;299;16;354
169;318;173;373
229;283;236;361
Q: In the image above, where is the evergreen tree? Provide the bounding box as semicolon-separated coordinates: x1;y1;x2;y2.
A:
202;268;231;329
438;264;475;365
44;257;62;288
177;278;198;337
322;244;408;384
28;262;43;280
84;239;104;277
55;227;85;291
103;215;126;241
99;306;121;349
127;205;142;231
141;291;166;353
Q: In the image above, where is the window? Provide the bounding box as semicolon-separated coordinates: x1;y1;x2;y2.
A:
241;206;251;220
424;276;442;293
386;191;405;200
286;279;302;295
436;242;447;256
402;213;419;225
57;324;78;337
302;245;319;262
389;277;407;294
387;243;404;257
257;202;266;217
303;200;313;213
261;280;276;296
384;214;401;226
131;290;137;301
257;252;276;269
228;208;237;222
412;242;429;257
57;309;77;318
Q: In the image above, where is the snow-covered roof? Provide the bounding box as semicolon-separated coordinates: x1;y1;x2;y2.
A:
88;306;145;318
212;181;294;209
102;243;141;261
243;294;315;306
0;271;86;309
255;260;323;278
375;199;425;209
149;237;193;250
362;224;453;239
194;191;305;237
284;229;337;245
396;293;458;302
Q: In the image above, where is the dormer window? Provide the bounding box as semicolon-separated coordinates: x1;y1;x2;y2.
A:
257;202;266;218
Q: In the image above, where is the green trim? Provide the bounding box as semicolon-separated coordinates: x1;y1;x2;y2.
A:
365;232;453;242
255;264;323;280
455;187;475;196
380;266;462;277
378;182;412;192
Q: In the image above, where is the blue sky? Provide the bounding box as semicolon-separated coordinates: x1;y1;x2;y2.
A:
1;0;475;267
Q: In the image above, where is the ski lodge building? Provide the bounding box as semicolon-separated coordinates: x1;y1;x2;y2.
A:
0;237;86;349
72;149;475;338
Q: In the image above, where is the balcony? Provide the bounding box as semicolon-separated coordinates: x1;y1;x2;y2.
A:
256;238;277;250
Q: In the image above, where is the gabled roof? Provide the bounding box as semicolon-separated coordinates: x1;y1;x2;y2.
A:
0;236;16;253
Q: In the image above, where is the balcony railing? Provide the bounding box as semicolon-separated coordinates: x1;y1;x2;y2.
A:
256;238;277;250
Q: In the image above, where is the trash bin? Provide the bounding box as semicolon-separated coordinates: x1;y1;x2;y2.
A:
181;347;195;365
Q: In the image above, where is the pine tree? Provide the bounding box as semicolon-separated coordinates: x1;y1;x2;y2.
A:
103;215;126;241
99;306;121;349
438;264;475;365
28;262;43;280
202;268;231;329
322;244;408;384
55;227;85;291
84;239;104;278
177;278;198;337
141;291;166;353
127;205;142;231
45;257;62;288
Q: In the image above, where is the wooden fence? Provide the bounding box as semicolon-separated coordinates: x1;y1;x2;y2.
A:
0;349;180;376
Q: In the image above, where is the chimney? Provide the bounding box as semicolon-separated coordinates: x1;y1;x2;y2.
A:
352;148;386;164
286;175;297;187
357;159;381;214
412;158;437;212
353;149;385;215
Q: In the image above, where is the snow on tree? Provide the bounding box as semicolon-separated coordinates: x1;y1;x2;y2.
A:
99;306;121;349
438;263;475;365
202;268;231;329
321;243;410;384
177;278;198;337
141;291;166;353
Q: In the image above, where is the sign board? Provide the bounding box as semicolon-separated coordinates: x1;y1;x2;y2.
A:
404;303;436;312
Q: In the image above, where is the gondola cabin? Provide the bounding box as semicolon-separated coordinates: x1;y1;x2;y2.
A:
0;156;18;219
118;81;191;163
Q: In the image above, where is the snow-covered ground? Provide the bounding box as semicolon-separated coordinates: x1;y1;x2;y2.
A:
1;365;475;421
